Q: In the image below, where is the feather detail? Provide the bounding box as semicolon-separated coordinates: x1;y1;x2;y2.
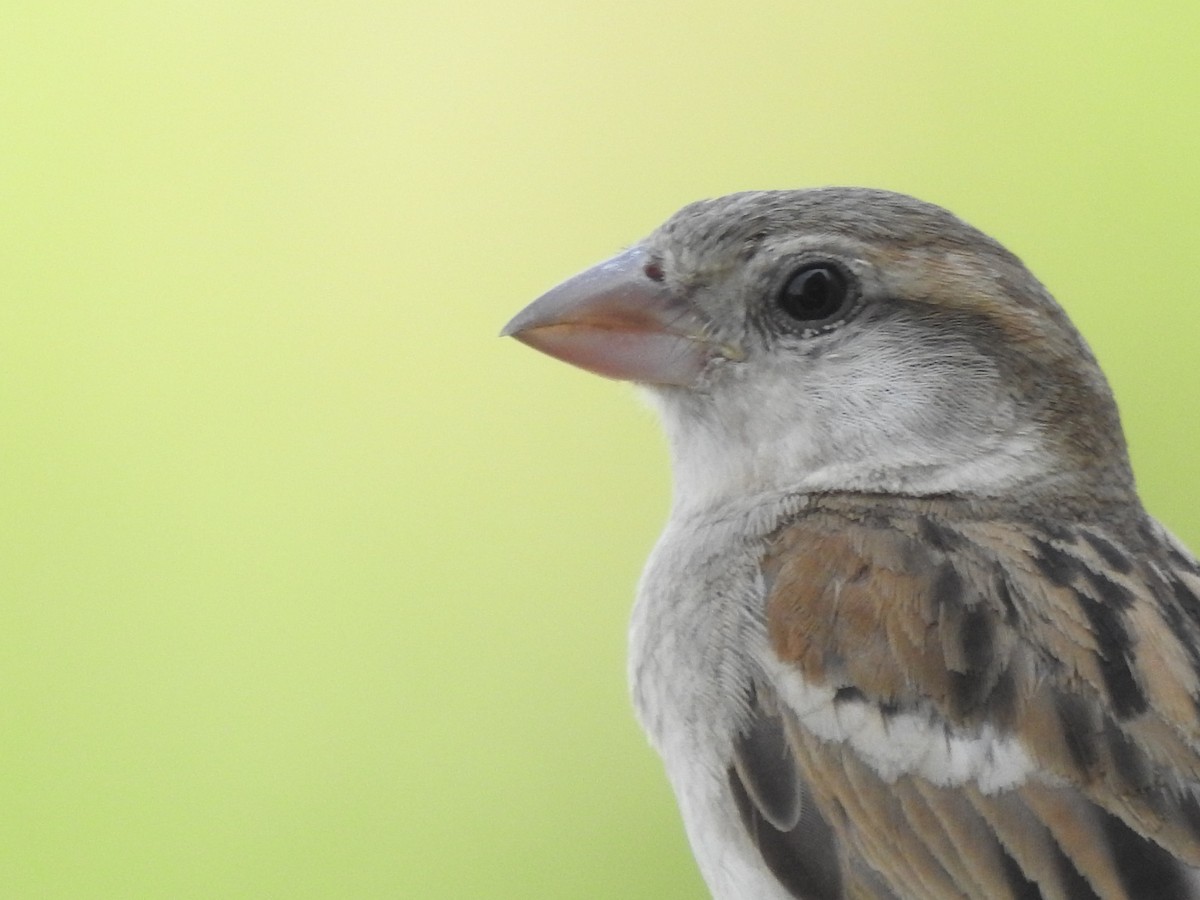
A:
728;689;843;899
738;495;1200;897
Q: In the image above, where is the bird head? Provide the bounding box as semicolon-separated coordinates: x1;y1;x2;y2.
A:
503;189;1134;514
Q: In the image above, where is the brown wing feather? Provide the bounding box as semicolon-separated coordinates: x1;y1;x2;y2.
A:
735;498;1200;898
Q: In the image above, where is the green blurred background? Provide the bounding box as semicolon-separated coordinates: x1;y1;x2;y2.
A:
3;2;1197;897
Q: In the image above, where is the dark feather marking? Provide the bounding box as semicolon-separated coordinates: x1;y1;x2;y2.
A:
878;698;903;718
993;570;1020;623
932;563;965;610
1156;580;1200;696
1044;522;1075;542
1081;567;1134;609
1081;532;1133;574
1103;719;1151;795
959;607;994;669
1156;579;1200;671
1138;519;1161;548
732;717;801;831
1178;791;1200;842
918;517;963;551
1071;586;1147;718
1170;577;1200;618
1050;838;1103;900
1168;545;1200;574
948;672;986;719
727;765;842;900
833;686;866;705
1031;538;1077;586
1056;694;1100;774
1154;582;1200;724
1099;808;1192;899
997;842;1044;900
985;671;1018;731
1161;585;1200;724
948;608;995;717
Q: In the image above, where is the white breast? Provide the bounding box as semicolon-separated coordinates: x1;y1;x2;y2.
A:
628;495;808;900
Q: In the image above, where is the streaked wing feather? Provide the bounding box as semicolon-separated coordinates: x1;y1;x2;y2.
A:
964;786;1096;900
739;500;1200;898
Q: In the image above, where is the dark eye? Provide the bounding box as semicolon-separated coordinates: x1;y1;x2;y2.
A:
778;263;849;322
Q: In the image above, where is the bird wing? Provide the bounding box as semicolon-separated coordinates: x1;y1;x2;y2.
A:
730;504;1200;899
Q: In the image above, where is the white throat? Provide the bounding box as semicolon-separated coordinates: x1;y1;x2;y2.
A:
640;331;1051;517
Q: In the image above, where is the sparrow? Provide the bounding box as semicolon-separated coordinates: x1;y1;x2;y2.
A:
501;188;1200;899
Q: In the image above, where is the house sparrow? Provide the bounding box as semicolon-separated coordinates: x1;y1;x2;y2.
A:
501;188;1200;899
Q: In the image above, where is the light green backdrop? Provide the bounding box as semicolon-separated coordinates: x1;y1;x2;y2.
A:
3;3;1197;897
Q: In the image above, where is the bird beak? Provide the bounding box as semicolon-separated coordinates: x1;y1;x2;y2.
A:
501;247;718;386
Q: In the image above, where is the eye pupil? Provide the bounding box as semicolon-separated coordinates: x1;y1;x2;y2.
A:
779;264;849;322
